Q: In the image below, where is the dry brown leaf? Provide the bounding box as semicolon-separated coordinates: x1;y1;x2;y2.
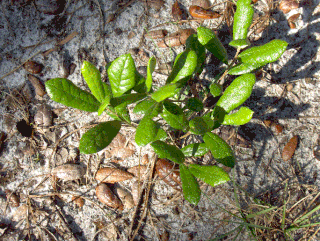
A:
144;30;168;39
34;104;52;129
95;167;134;183
52;164;85;181
189;5;220;19
72;196;85;208
158;29;196;48
288;13;300;29
27;74;46;97
142;154;149;165
192;0;211;8
282;135;298;161
127;165;148;180
155;159;182;190
114;186;134;209
96;184;123;210
279;0;299;14
110;147;135;159
24;61;43;74
0;132;5;154
172;1;187;21
5;189;20;207
131;179;142;205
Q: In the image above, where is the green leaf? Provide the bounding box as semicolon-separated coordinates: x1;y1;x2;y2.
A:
202;112;221;130
105;106;121;120
98;83;113;116
238;39;288;65
133;71;147;93
135;116;159;146
161;101;188;131
189;117;209;135
135;102;162;146
228;62;263;75
216;73;256;113
203;132;235;167
229;0;254;49
186;34;206;75
209;83;223;97
189;164;230;187
81;61;105;102
181;143;209;157
108;53;136;97
45;78;100;112
114;105;131;123
146;57;156;92
133;98;162;117
197;26;228;64
111;93;147;109
180;164;201;205
151;83;179;102
222;107;254;125
155;128;167;141
151;140;185;164
166;50;198;84
79;121;121;154
186;97;203;112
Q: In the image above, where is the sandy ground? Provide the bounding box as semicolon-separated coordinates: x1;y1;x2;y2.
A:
1;0;320;240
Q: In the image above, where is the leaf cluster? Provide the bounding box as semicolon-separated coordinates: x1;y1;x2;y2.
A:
45;0;288;205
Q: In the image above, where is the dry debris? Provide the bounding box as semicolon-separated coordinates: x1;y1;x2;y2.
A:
282;135;298;161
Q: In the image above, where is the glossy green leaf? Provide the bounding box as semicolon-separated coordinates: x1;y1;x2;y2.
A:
133;98;162;117
111;93;147;109
135;116;159;146
197;26;228;64
114;104;131;123
151;140;185;164
146;57;156;92
186;97;203;112
189;164;230;187
79;121;121;154
81;61;105;102
161;101;188;131
216;73;256;113
189;117;209;135
166;50;198;84
105;106;121;120
151;83;179;102
238;39;288;65
222;107;254;125
209;83;223;97
229;0;253;49
181;143;209;157
98;84;112;116
133;71;147;93
186;34;206;75
155;128;167;141
45;78;100;112
202;112;221;130
203;132;235;167
180;164;201;205
228;62;263;75
108;53;136;97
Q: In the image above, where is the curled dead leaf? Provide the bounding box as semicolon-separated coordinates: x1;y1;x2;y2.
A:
28;74;46;97
155;159;182;190
114;186;134;209
127;165;148;180
288;13;300;29
144;30;168;39
52;164;85;181
96;184;123;210
95;167;134;183
142;154;149;165
282;135;298;161
263;119;283;135
189;5;220;19
158;29;196;48
131;179;142;205
24;61;43;74
279;0;299;14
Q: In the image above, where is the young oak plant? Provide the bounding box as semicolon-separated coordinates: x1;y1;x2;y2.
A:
45;0;288;205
